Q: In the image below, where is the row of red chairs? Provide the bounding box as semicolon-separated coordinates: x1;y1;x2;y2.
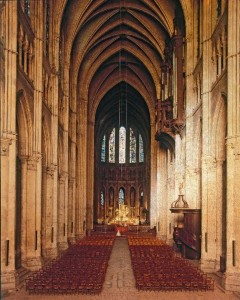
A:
26;235;115;295
128;236;214;292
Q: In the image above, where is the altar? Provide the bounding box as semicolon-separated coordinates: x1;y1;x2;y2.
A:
108;204;140;225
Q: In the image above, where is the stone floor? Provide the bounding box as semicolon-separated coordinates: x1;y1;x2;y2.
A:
3;237;240;300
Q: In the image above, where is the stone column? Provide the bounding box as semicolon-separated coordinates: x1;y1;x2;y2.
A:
1;137;17;292
75;98;87;237
19;156;27;266
185;120;202;209
28;0;44;269
200;0;219;272
174;134;184;199
21;155;42;269
42;164;58;259
58;172;68;251
50;73;59;253
68;177;76;243
150;122;157;227
0;0;18;292
223;0;240;291
215;159;225;265
87;120;95;229
166;158;175;244
58;58;70;246
201;156;219;271
68;101;77;240
184;12;201;210
157;146;167;240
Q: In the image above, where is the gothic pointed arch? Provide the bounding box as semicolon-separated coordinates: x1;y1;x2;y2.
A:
16;90;33;156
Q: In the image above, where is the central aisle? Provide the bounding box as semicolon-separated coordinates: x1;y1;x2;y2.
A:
103;237;135;293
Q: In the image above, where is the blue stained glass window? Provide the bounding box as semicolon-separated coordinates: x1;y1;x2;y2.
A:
119;188;125;205
139;134;144;162
119;127;126;163
109;128;115;163
101;191;105;206
101;135;106;162
129;128;136;163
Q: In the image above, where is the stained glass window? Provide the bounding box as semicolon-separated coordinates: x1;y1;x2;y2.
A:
101;135;106;162
139;134;144;162
101;191;105;206
119;188;125;205
119;126;126;164
129;128;136;163
109;128;115;163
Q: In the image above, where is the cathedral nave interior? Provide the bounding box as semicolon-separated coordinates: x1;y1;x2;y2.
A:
1;0;240;296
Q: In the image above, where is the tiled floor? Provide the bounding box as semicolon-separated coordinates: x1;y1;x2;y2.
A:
3;237;240;300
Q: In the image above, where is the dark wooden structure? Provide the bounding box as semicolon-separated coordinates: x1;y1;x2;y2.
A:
170;208;201;259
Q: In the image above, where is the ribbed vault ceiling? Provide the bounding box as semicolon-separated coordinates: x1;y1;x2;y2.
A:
60;0;184;136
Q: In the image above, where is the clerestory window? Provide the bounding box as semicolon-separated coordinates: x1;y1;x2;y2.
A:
101;127;144;164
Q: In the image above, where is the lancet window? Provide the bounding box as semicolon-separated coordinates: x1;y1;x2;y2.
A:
119;188;125;205
119;126;126;164
129;128;136;163
100;190;105;206
101;135;106;162
102;127;144;164
109;128;116;163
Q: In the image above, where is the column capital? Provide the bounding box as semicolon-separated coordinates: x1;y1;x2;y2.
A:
216;158;225;166
186;166;201;174
68;177;75;185
202;155;217;169
0;138;12;156
59;171;68;183
226;137;240;159
18;155;28;163
27;155;41;170
46;164;57;177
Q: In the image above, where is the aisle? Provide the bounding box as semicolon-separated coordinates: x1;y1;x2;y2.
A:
102;237;136;294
